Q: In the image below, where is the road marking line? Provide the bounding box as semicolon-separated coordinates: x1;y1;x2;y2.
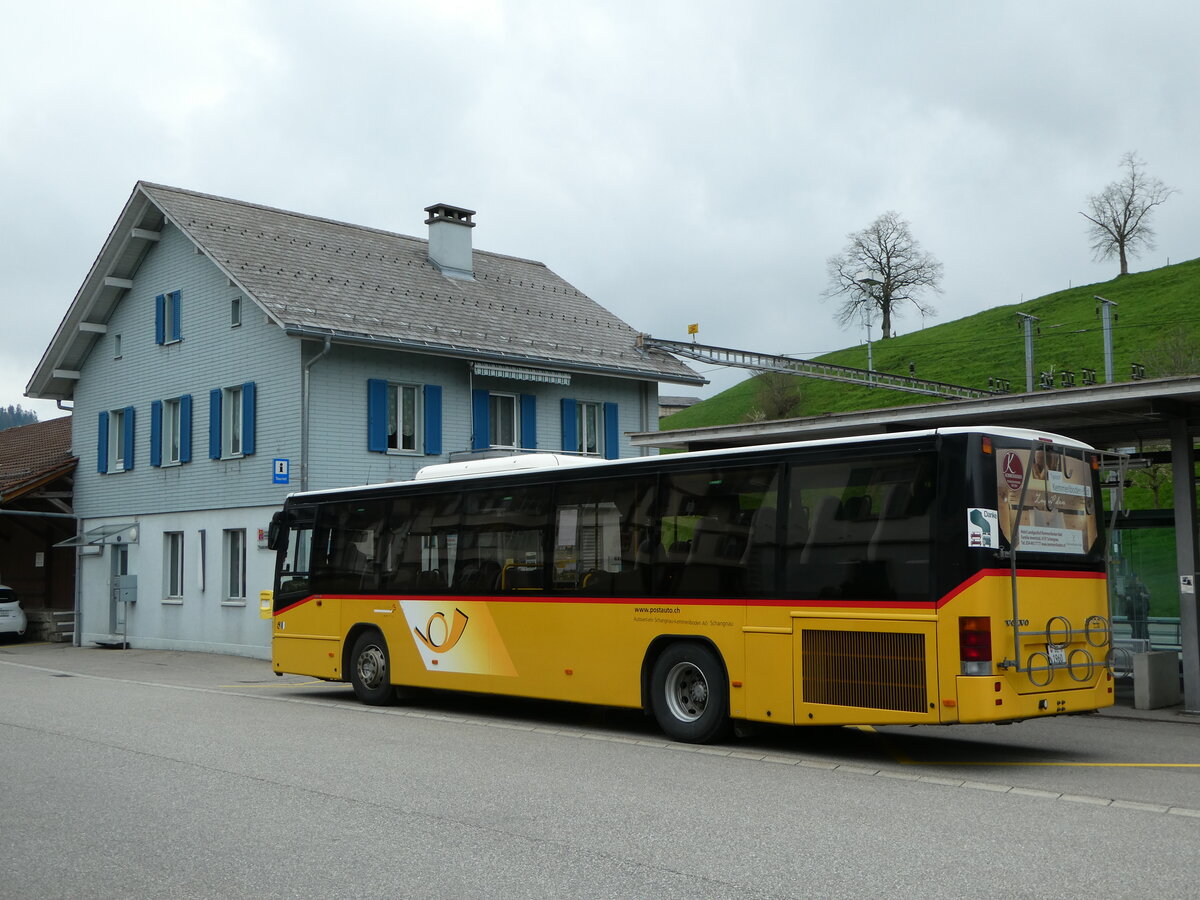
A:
216;681;332;688
923;761;1200;768
854;724;1199;768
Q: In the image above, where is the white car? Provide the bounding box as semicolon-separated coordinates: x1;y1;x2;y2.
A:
0;585;27;641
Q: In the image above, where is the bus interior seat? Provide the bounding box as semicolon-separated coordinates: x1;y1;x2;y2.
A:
454;560;502;593
786;504;809;548
840;494;874;522
579;569;614;595
609;538;659;595
800;496;842;564
502;564;543;591
675;516;747;595
744;506;778;593
415;568;446;590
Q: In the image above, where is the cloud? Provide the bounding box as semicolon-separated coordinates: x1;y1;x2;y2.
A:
3;0;1199;416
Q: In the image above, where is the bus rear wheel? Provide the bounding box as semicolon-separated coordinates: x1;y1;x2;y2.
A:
349;631;394;706
649;642;730;744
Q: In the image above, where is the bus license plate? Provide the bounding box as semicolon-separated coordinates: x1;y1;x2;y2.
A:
1047;645;1067;667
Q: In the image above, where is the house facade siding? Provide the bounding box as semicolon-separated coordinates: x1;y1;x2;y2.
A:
71;223;300;655
72;222;302;517
304;345;653;489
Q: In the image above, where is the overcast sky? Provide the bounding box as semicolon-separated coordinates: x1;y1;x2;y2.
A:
3;0;1198;421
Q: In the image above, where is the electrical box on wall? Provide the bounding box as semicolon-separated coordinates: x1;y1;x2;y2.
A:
114;574;138;604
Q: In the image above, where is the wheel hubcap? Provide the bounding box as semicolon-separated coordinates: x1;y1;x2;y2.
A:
664;661;709;722
357;645;386;689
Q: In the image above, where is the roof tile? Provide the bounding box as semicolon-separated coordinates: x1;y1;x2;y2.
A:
139;183;700;384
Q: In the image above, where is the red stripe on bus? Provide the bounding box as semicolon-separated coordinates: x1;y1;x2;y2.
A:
273;596;316;616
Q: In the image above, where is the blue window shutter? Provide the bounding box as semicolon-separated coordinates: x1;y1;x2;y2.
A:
155;294;166;345
150;400;163;468
423;384;442;455
471;389;489;451
560;398;577;453
209;389;222;459
603;402;619;460
367;379;388;452
170;290;182;341
520;394;537;449
97;411;109;474
180;394;193;463
123;405;136;471
242;381;257;456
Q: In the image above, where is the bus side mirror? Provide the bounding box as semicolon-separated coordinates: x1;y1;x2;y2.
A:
267;511;288;552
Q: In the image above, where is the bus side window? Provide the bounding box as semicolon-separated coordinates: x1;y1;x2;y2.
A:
311;500;388;594
553;476;657;596
662;465;780;597
786;455;934;602
457;486;550;594
278;525;312;598
376;494;459;594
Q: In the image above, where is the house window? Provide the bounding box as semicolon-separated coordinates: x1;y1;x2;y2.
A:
471;390;535;452
388;384;421;452
231;296;242;327
164;398;182;464
224;385;243;457
114;333;122;359
561;399;619;460
224;529;246;601
109;408;126;469
155;290;182;344
208;383;257;460
489;393;518;448
367;379;441;455
97;408;134;475
98;407;135;473
151;396;192;467
165;531;185;599
577;401;602;456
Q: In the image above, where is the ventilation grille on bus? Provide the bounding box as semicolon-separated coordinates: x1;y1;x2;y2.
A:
801;630;927;713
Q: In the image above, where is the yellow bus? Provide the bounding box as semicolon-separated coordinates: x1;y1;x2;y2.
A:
266;427;1116;743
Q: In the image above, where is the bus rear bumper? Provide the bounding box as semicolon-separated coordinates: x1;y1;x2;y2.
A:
953;670;1115;724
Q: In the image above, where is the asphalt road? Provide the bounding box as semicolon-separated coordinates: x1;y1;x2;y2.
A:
2;642;1198;899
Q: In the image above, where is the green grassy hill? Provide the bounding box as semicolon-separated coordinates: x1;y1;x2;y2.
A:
662;257;1200;431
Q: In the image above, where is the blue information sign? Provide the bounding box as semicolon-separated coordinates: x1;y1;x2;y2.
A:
273;458;290;485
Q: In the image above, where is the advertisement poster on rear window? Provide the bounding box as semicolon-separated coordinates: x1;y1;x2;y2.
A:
996;446;1097;555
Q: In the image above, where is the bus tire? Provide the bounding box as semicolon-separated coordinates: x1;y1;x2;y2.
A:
649;642;731;744
349;630;394;706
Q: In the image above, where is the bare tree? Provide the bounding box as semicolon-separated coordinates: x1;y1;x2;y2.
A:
823;211;943;339
744;370;803;422
1081;152;1177;276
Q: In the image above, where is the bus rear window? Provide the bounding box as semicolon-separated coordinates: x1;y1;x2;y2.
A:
995;444;1098;556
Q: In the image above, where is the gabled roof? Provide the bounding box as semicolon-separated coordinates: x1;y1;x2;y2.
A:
28;182;702;400
0;417;75;504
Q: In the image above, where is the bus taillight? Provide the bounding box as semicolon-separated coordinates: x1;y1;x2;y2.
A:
960;616;992;676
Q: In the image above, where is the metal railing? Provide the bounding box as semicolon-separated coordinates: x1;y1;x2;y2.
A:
637;335;1003;401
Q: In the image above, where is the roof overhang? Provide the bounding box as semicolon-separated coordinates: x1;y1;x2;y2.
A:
26;187;168;402
0;460;77;506
284;325;709;386
635;375;1200;452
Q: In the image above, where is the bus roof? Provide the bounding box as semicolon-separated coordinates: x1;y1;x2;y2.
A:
285;425;1095;502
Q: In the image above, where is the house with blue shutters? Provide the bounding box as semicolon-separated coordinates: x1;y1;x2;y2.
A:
27;183;702;657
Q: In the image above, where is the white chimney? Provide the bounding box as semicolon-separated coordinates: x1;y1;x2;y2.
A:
424;203;476;279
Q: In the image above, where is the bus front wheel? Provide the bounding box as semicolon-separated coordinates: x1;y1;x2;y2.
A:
349;631;394;706
649;642;730;744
